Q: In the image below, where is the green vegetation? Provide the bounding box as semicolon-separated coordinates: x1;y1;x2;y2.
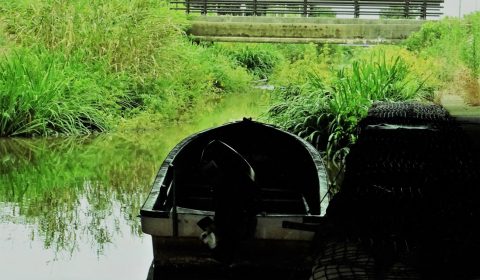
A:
310;6;336;18
215;44;283;79
266;44;433;160
0;135;163;253
0;91;266;254
1;0;479;259
1;0;478;185
405;13;480;105
263;15;480;184
267;53;426;177
0;47;115;136
0;0;252;136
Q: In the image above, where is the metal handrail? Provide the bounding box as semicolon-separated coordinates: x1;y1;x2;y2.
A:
171;0;444;19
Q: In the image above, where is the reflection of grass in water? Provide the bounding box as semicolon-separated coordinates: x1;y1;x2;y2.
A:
0;135;166;255
0;91;270;256
182;91;271;131
117;90;271;133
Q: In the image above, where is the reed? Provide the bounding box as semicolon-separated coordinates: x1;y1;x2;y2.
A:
405;13;480;104
268;54;425;170
0;47;120;136
1;0;188;73
215;43;283;79
0;0;253;136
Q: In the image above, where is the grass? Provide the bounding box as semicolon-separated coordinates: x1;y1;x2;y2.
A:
267;53;426;185
0;47;116;136
405;13;480;105
215;43;283;79
1;0;189;72
0;90;267;255
0;135;159;253
264;18;480;185
0;0;253;137
1;0;475;166
270;44;354;87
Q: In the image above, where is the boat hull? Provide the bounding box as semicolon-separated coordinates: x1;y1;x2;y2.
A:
140;119;329;267
142;208;316;240
142;210;318;265
150;236;313;268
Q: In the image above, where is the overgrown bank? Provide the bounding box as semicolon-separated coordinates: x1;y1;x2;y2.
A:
405;13;480;105
0;0;253;136
1;0;478;173
262;14;480;184
265;49;431;185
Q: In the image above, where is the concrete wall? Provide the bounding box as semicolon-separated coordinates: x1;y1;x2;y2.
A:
188;16;425;44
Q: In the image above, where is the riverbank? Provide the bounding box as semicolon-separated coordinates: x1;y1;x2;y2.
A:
0;0;256;137
115;90;270;133
0;90;267;280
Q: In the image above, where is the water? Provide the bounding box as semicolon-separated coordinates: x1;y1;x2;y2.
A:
0;92;269;280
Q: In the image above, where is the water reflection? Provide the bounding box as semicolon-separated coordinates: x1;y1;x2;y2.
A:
0;135;161;253
0;92;268;279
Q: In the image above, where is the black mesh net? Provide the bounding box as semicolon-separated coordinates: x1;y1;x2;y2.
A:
313;101;480;279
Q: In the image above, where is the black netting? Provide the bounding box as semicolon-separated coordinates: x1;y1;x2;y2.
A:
310;239;420;280
311;264;374;280
363;101;454;127
314;240;376;269
313;101;480;279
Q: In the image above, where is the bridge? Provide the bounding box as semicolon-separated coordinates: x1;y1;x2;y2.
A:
171;0;444;44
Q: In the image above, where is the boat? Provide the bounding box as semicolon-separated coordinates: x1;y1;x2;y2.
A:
140;118;329;270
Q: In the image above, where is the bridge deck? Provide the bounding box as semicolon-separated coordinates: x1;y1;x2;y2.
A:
181;0;444;44
188;16;427;44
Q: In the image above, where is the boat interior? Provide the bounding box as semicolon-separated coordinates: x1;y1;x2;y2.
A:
153;121;322;216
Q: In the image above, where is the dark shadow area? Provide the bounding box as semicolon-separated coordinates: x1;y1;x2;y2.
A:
315;102;480;279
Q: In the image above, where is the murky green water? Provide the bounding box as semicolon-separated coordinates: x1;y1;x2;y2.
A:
0;92;269;280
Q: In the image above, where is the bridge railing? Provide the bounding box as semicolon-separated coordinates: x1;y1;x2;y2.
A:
171;0;443;19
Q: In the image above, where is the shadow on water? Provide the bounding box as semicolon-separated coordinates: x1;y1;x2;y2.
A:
0;92;269;280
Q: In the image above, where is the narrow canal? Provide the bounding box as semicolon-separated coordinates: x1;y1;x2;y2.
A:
0;92;269;280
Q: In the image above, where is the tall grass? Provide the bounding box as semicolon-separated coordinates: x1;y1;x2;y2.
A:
405;18;466;77
215;43;283;79
0;0;253;136
270;43;354;87
462;15;480;77
1;0;188;73
268;54;425;182
405;13;480;104
0;47;121;136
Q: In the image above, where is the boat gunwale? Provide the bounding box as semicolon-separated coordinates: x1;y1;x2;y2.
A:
148;206;325;218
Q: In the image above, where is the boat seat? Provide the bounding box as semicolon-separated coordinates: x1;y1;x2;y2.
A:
178;183;308;214
181;195;306;214
260;188;305;214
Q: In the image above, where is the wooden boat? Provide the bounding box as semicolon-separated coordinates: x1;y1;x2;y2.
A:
140;119;329;269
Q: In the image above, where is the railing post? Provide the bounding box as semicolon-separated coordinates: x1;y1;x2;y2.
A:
404;0;410;18
421;0;427;19
253;0;258;16
354;0;359;18
303;0;308;17
186;0;190;14
202;0;207;15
